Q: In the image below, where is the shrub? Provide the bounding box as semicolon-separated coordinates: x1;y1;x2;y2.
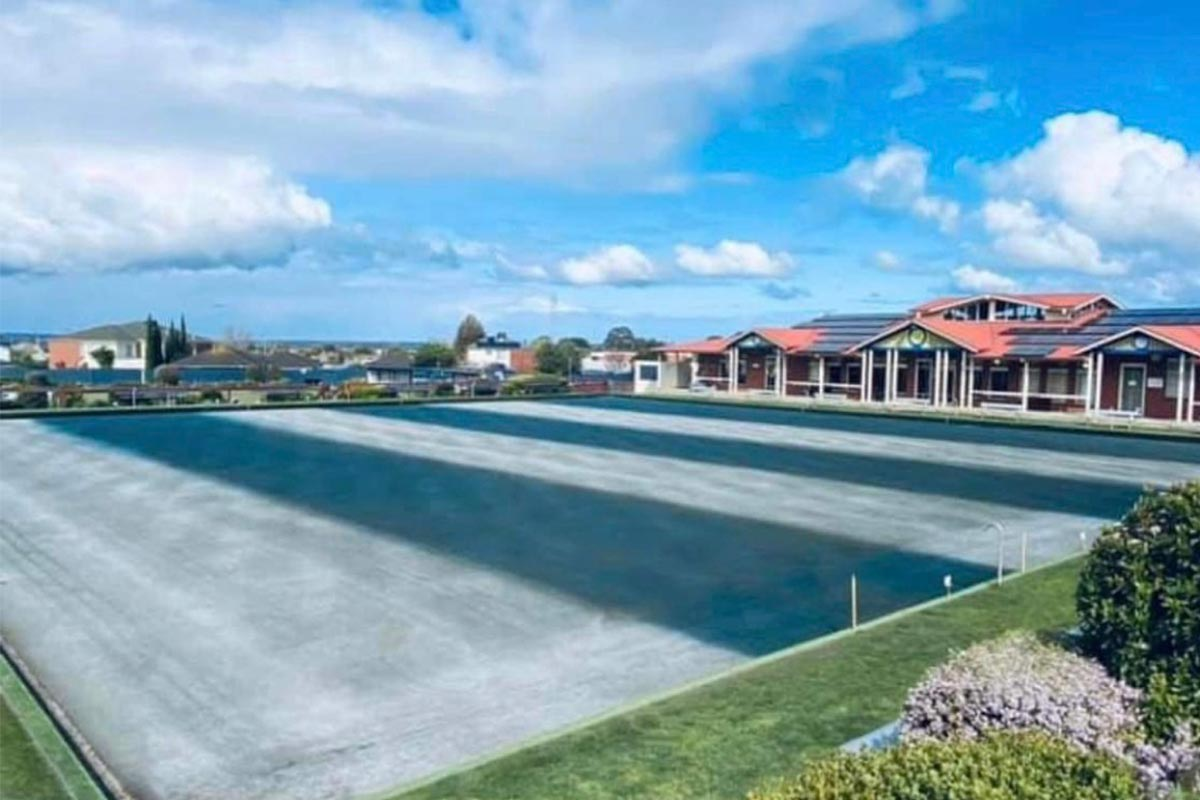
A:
1077;482;1200;734
748;732;1141;800
901;631;1197;796
500;373;569;396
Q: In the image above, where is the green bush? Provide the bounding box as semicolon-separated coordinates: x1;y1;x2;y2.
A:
500;374;569;396
1077;482;1200;736
749;732;1141;800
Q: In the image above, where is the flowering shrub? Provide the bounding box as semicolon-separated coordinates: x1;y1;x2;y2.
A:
1077;482;1200;737
747;731;1141;800
900;632;1198;796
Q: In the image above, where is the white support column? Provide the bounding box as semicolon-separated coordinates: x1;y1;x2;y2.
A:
1095;351;1105;413
863;351;872;403
780;350;788;398
967;356;976;408
885;350;894;403
728;348;738;394
1083;354;1093;413
1178;355;1188;422
859;351;867;402
942;350;950;406
776;348;785;398
1021;359;1030;411
817;356;826;400
959;351;968;408
931;351;941;406
892;351;901;402
1189;359;1196;423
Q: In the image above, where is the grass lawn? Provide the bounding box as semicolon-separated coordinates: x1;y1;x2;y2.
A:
398;557;1083;800
0;655;103;800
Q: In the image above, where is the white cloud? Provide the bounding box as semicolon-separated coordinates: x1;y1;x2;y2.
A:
0;147;331;273
842;143;960;232
874;249;902;270
890;66;927;100
558;245;657;286
952;264;1018;293
966;90;1000;112
674;240;794;277
0;0;955;181
943;64;988;82
985;111;1200;252
982;199;1126;275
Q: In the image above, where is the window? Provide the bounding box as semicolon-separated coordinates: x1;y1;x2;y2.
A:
637;363;659;382
807;359;821;382
1045;368;1069;396
989;368;1009;392
1165;358;1183;399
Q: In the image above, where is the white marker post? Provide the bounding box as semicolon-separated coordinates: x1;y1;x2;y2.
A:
1021;530;1028;574
851;574;859;631
1080;531;1088;552
943;574;953;597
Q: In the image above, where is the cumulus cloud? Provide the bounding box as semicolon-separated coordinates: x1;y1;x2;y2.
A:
952;264;1018;293
966;90;1000;112
873;249;902;270
0;147;331;273
985;111;1200;252
558;245;657;286
841;143;960;232
0;0;956;180
674;240;794;277
982;199;1126;275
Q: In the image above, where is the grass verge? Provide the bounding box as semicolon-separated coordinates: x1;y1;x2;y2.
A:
397;558;1083;800
0;651;105;800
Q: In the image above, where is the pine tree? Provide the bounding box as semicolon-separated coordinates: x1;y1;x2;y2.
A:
143;316;163;378
454;314;486;358
179;315;189;358
165;320;179;363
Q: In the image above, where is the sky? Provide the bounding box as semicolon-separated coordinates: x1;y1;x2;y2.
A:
1;0;1199;343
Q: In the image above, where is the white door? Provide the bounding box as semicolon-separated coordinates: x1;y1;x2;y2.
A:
1118;364;1146;415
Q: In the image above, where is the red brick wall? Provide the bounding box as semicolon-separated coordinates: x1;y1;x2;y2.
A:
1099;355;1184;420
509;348;538;374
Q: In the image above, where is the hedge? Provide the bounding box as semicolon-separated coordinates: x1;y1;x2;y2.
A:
748;732;1142;800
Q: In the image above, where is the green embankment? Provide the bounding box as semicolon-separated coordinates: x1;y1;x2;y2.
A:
398;558;1083;800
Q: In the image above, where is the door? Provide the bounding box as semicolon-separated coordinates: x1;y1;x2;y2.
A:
1118;364;1146;415
916;359;932;400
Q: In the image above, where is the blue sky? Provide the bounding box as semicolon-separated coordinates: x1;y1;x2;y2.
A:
1;0;1198;342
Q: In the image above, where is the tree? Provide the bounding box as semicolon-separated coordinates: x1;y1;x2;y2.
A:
535;339;585;376
413;341;457;367
179;315;189;357
454;314;486;358
143;316;163;375
245;362;282;383
164;319;181;363
90;346;115;369
603;326;637;350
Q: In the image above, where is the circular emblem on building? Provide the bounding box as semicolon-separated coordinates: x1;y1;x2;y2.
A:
1133;335;1149;350
907;327;928;347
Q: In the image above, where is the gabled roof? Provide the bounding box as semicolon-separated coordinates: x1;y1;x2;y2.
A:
168;348;319;370
365;349;414;370
727;327;824;352
61;321;146;341
656;337;731;355
1072;325;1200;358
912;292;1117;316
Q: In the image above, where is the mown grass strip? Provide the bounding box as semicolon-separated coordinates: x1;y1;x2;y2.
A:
0;651;107;800
396;558;1083;800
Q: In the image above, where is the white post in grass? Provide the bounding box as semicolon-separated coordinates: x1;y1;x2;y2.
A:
1080;531;1088;552
989;521;1006;585
943;574;953;597
1021;530;1028;573
850;574;859;631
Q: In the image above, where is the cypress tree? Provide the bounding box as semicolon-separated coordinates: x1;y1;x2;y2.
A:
179;315;189;357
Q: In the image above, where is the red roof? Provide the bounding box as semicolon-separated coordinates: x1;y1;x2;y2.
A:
656;337;730;354
1146;325;1200;356
747;327;824;352
913;292;1115;315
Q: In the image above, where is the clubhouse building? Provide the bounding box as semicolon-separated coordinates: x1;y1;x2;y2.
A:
642;292;1199;424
